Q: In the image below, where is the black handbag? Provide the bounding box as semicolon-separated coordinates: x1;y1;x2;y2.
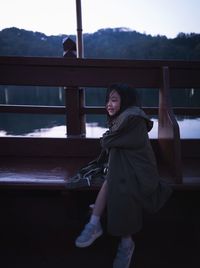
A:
65;150;108;189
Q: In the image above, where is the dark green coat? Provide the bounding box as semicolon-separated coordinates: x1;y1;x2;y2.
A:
101;106;172;236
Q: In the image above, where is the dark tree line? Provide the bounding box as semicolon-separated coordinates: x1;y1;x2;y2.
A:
1;27;200;59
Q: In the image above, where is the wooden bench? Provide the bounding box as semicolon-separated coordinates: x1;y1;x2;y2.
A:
0;138;98;190
0;56;200;190
0;137;199;191
0;138;163;190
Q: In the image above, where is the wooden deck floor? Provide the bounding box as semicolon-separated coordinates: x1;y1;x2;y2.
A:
0;189;199;268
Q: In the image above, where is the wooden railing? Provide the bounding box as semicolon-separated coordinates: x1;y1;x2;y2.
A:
0;56;200;184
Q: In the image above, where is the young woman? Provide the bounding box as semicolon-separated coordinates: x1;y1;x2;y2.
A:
75;84;172;268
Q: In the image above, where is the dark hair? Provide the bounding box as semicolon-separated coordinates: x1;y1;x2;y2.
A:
105;83;141;117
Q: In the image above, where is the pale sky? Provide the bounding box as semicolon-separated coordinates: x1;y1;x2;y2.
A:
0;0;200;38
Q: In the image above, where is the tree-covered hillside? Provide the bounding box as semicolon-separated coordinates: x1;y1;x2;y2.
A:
1;27;200;60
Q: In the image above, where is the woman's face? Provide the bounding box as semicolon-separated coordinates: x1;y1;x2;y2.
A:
106;90;121;116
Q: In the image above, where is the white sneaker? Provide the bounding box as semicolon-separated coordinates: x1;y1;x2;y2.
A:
113;240;135;268
75;223;103;248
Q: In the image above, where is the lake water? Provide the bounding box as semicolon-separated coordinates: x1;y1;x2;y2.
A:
0;118;199;139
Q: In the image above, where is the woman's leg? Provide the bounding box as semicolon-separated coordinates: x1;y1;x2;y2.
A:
75;180;107;247
89;179;107;225
93;179;108;216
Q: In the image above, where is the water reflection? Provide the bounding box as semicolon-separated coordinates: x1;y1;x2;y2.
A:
0;118;199;139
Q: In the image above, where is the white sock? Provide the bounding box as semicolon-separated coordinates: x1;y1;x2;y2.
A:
89;214;100;226
121;236;133;248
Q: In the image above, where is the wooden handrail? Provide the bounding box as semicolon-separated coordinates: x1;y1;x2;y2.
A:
0;105;199;116
0;104;66;114
1;56;200;88
0;105;159;115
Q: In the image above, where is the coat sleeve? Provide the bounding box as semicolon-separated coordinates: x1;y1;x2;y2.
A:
101;117;147;150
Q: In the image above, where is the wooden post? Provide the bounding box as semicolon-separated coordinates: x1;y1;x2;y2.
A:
76;0;84;58
158;66;182;183
63;37;85;137
75;0;86;136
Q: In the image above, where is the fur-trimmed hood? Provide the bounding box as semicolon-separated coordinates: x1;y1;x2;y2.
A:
109;106;153;133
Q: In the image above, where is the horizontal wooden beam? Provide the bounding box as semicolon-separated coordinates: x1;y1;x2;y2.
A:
0;56;200;88
0;137;160;158
0;105;66;114
0;105;199;116
173;107;200;116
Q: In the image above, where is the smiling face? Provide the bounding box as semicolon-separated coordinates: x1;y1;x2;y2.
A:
106;90;121;117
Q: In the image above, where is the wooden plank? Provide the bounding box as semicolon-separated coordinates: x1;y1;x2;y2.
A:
1;105;200;116
1;56;199;88
1;56;200;68
0;105;65;114
0;64;161;88
0;137;160;157
170;68;200;88
0;137;101;157
181;139;200;158
158;66;182;183
65;86;85;136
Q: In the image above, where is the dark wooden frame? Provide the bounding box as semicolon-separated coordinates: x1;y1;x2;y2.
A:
0;56;200;184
